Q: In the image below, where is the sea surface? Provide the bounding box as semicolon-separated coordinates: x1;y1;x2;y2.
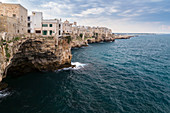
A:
0;34;170;113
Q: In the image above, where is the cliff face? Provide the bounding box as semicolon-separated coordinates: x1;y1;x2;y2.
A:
0;33;133;82
71;39;88;48
71;34;115;48
70;34;133;48
0;37;72;81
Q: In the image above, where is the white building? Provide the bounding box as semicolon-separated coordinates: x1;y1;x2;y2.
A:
28;12;62;37
62;20;72;35
28;12;43;34
42;19;63;37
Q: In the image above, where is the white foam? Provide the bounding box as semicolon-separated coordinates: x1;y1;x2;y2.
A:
0;89;10;98
71;62;87;70
56;62;87;72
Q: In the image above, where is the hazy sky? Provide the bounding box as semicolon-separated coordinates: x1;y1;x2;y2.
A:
1;0;170;33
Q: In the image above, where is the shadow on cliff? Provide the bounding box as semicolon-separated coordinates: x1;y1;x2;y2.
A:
5;38;72;78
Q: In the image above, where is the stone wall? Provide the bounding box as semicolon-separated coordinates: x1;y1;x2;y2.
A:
0;3;27;35
0;16;18;36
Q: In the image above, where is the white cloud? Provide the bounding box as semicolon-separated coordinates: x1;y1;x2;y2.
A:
72;8;105;17
1;0;170;33
0;0;20;3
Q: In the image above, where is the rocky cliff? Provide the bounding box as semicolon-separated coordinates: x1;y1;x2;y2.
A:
71;34;133;48
0;33;133;83
0;36;72;82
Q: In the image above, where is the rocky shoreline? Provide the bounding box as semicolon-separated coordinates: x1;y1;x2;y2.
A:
0;34;133;87
71;35;133;48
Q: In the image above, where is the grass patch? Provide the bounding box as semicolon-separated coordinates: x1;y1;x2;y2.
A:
13;37;21;41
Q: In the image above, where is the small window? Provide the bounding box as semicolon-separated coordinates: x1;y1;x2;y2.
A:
43;30;47;35
21;16;23;21
59;30;61;35
1;14;3;16
50;30;53;35
36;30;41;34
13;14;16;17
42;24;48;27
49;24;53;27
28;16;30;21
28;30;31;33
28;23;30;27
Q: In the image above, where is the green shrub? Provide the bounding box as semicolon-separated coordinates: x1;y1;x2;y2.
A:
13;37;21;41
80;33;83;38
96;33;98;36
66;36;72;43
5;44;10;61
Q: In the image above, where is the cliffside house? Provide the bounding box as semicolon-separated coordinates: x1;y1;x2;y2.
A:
0;2;28;35
62;20;72;36
42;19;63;37
27;12;43;34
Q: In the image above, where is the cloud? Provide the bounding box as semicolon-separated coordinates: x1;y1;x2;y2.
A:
0;0;20;3
72;8;105;17
1;0;170;33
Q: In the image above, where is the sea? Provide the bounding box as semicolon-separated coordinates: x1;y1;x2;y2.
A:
0;34;170;113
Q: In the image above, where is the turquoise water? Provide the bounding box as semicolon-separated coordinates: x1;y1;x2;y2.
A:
0;34;170;113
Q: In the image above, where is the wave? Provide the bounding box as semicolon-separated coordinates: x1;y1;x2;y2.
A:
0;89;10;99
71;62;87;70
56;62;87;72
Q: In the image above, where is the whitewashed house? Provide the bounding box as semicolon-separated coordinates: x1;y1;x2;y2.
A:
42;19;63;37
28;12;43;34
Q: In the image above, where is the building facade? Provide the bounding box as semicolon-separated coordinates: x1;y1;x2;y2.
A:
62;20;72;35
28;12;43;34
0;2;27;35
42;19;63;37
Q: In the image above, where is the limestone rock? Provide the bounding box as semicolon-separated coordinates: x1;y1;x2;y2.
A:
0;37;72;81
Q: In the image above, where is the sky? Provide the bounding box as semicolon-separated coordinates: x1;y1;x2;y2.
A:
0;0;170;33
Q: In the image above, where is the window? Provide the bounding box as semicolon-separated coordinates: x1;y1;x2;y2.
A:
1;14;3;16
36;30;41;34
49;24;53;27
50;30;53;35
28;23;30;27
13;14;16;17
21;16;23;21
42;24;48;27
28;30;31;33
59;30;61;35
43;30;47;35
28;16;30;21
59;24;61;29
